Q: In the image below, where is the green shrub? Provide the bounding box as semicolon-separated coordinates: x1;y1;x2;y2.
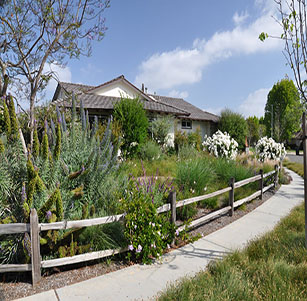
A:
174;129;202;152
213;159;254;184
121;182;175;264
176;158;216;196
218;109;247;150
113;97;149;157
176;203;198;221
178;144;199;160
139;140;162;161
150;116;173;148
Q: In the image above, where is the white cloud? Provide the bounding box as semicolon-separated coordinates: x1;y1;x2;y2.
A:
233;11;249;25
238;88;270;117
168;90;189;99
135;2;282;91
44;63;72;93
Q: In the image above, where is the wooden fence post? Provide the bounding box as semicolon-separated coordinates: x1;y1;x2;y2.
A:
30;209;41;286
274;164;279;188
168;191;176;225
259;169;263;200
229;178;235;216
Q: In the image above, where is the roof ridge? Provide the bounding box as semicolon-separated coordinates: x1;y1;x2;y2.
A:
148;94;190;115
60;81;94;87
85;75;125;92
148;94;184;101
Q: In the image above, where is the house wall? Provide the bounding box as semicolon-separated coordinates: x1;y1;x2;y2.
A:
174;119;212;140
93;81;139;99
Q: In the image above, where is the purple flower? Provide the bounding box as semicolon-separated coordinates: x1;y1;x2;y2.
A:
21;183;27;203
175;230;179;236
136;245;142;253
128;244;134;251
46;210;52;220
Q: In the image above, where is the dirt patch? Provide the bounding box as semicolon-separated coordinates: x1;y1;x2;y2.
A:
0;185;280;301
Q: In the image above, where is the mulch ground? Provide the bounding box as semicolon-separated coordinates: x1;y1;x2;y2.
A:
0;182;285;301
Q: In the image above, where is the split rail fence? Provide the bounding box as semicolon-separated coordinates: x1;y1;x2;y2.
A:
0;165;279;285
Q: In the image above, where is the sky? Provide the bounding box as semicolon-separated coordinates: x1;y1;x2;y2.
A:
45;0;291;118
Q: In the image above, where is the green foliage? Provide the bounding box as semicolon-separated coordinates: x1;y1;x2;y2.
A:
150;116;173;147
0;137;4;153
174;129;202;152
0;95;119;264
264;78;303;143
139;140;162;161
218;109;248;150
177;144;199;160
113;97;149;157
176;203;198;221
32;125;40;158
54;122;61;161
121;182;175;264
213;158;254;184
8;96;19;142
176;157;216;196
246;116;260;146
41;131;49;160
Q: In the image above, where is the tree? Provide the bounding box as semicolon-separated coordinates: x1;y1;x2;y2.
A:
150;115;173;148
113;98;149;157
218;109;247;150
264;78;303;143
0;0;110;146
259;0;307;102
246;116;260;147
259;117;267;138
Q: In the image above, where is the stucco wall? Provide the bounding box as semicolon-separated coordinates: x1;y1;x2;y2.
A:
94;82;139;99
174;119;212;140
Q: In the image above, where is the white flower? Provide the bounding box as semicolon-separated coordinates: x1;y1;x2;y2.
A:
203;130;238;160
255;137;286;162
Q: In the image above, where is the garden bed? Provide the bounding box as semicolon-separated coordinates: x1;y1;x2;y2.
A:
0;185;278;301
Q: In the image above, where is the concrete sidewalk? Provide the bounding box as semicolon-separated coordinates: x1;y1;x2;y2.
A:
18;169;304;301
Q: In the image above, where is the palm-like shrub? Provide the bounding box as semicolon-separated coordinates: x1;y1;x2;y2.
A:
0;94;120;263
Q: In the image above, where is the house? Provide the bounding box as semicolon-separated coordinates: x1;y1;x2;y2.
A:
52;75;219;144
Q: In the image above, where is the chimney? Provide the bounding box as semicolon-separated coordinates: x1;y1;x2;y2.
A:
141;83;144;92
145;87;148;94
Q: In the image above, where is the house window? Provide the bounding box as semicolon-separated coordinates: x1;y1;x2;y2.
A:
181;120;192;129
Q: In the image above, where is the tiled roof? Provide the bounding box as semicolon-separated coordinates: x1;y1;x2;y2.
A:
52;80;219;122
53;91;189;116
149;94;219;122
60;82;95;94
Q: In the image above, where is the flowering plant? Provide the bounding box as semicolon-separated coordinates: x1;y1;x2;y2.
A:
255;137;286;162
202;130;238;160
121;182;175;264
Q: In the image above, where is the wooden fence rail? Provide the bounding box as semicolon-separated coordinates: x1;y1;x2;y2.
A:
0;165;279;286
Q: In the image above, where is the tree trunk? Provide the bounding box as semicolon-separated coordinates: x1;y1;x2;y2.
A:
29;90;36;151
